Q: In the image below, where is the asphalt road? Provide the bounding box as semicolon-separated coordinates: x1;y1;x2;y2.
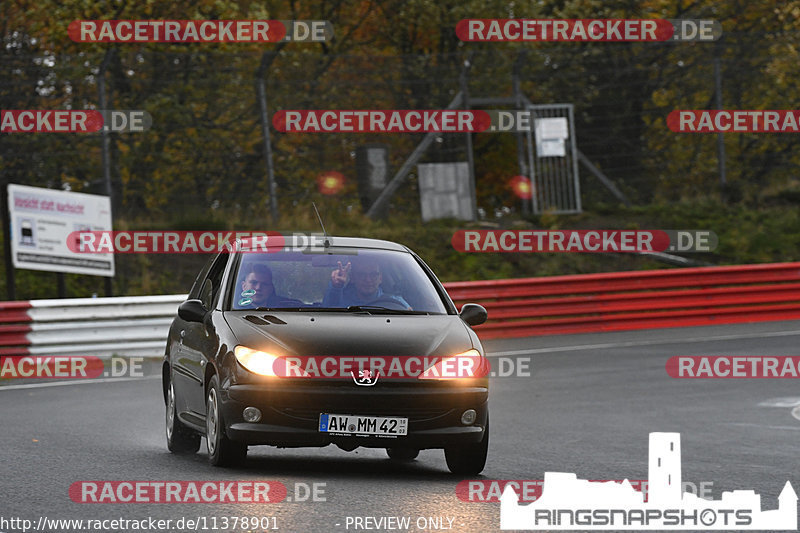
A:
1;320;799;532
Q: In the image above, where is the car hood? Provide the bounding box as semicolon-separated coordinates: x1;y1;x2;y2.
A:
224;311;473;357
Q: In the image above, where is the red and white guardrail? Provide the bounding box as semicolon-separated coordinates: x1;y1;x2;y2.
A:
449;261;800;339
0;295;181;357
1;262;799;356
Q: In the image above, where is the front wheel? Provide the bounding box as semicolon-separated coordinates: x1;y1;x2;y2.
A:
166;380;200;454
444;417;488;475
206;375;247;466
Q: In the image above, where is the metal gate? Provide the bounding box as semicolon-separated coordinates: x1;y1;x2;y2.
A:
524;103;582;214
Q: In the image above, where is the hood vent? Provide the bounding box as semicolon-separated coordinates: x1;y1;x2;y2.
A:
244;315;287;326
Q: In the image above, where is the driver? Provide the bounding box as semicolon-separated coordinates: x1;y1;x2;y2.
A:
322;257;410;309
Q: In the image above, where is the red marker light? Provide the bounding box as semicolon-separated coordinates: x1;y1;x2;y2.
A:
510;175;533;199
317;171;345;195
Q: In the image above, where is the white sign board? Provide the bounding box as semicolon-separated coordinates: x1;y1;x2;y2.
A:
417;162;474;222
534;117;569;157
8;184;114;277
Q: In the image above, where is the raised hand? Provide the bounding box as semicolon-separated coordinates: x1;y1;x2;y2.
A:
331;261;351;288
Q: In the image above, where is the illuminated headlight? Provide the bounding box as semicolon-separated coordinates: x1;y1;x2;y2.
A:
420;349;488;380
234;346;281;376
234;346;308;377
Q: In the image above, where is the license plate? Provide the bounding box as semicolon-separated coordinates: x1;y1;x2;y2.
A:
319;414;408;436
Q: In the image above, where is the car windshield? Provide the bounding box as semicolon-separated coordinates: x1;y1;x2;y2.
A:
228;248;448;314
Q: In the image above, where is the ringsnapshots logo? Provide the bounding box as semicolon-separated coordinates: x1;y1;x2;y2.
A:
500;432;797;530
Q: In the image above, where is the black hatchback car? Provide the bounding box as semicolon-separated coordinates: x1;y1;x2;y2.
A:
162;236;489;474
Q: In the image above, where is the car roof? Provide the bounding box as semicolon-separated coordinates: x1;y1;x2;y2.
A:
234;235;411;253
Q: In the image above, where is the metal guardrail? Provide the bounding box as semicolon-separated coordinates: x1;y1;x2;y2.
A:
0;295;185;357
2;262;800;355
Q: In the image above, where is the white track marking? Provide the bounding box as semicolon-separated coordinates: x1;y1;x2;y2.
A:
758;398;800;408
0;375;159;391
721;422;800;431
487;329;800;357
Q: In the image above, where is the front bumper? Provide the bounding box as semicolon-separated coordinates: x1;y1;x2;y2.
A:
220;381;488;449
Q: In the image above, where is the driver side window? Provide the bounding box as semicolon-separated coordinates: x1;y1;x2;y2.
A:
199;253;228;310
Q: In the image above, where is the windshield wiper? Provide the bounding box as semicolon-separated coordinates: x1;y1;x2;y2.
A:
252;307;308;311
345;305;429;315
242;306;430;315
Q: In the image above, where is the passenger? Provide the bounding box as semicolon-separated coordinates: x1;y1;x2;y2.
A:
237;263;302;309
322;257;411;309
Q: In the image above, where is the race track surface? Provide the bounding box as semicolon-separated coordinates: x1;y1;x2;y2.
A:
2;320;799;532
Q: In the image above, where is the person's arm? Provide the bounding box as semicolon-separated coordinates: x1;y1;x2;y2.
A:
322;281;344;306
384;293;412;310
395;295;412;310
322;261;350;307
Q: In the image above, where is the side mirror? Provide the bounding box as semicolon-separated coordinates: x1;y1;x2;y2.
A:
459;303;488;326
178;299;208;323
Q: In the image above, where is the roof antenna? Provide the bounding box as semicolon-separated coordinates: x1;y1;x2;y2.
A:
312;202;330;247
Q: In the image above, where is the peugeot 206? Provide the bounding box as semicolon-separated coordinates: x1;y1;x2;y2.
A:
162;236;489;474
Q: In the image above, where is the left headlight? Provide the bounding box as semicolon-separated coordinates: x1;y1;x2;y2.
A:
419;349;489;380
234;346;281;376
234;346;309;377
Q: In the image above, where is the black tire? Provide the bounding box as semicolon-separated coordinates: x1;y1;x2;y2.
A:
166;379;200;454
444;417;488;475
386;447;419;461
206;375;247;466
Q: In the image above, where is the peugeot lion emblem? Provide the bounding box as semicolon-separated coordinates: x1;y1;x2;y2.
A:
352;369;379;386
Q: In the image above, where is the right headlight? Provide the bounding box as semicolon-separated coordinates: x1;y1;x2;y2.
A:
419;349;489;381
